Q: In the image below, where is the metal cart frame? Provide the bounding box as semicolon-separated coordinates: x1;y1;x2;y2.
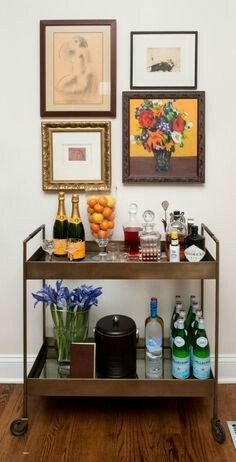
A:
10;224;225;443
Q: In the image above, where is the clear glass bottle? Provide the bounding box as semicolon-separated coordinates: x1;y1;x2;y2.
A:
139;210;161;261
145;297;164;378
123;203;142;258
192;318;211;379
166;210;187;261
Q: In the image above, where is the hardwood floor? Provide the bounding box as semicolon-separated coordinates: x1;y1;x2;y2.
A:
0;384;235;461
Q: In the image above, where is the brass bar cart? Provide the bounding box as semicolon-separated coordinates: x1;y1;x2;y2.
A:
10;224;225;443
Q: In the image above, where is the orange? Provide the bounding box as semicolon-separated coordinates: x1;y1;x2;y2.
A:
100;220;110;231
91;223;100;233
107;220;114;229
94;203;104;213
108;212;115;221
91;213;103;224
88;198;98;208
102;206;113;218
98;229;109;239
87;206;94;214
98;196;108;206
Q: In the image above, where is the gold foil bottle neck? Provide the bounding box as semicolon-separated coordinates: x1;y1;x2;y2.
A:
72;194;79;203
58;192;65;200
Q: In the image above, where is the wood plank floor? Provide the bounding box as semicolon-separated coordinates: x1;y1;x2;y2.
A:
0;384;235;461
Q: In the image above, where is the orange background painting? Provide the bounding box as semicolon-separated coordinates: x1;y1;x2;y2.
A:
130;99;198;157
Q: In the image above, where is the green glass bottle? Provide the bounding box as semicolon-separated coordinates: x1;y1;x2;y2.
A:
193;318;211;379
172;318;190;379
189;309;202;366
185;295;197;330
53;192;68;256
170;302;182;349
67;194;85;261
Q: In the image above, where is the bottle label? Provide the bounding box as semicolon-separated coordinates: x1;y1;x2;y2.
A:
172;354;190;379
67;241;85;260
196;337;208;348
193;355;211;379
169;245;180;262
146;337;162;354
56;215;67;222
146;351;162;378
69;217;82;225
53;239;67;256
174;336;185;347
184;245;205;262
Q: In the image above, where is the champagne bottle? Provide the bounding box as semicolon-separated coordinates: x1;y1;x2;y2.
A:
172;317;190;379
53;192;68;256
145;297;164;378
68;194;85;261
193;318;211;379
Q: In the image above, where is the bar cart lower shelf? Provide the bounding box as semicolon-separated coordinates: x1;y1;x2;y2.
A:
10;224;226;443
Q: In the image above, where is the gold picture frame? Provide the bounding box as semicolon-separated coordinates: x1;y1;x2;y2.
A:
40;20;116;117
42;122;111;191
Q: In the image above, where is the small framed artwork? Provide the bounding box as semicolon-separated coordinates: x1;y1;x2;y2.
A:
42;121;111;191
122;91;205;183
40;20;116;117
130;31;197;89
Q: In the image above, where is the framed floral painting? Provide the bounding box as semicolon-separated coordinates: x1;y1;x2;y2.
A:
122;91;205;183
40;20;116;117
130;31;197;89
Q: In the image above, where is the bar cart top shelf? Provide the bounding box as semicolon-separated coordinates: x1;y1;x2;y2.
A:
26;240;217;280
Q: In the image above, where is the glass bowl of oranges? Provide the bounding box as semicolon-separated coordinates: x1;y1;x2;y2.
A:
87;195;116;260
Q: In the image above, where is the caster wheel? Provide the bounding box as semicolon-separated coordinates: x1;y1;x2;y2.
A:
211;418;226;444
10;418;28;436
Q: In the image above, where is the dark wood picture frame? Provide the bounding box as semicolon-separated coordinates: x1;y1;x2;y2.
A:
130;31;198;90
122;91;205;184
40;19;116;117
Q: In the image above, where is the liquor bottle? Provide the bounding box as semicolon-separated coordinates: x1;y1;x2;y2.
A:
185;225;206;262
169;231;180;262
185;295;197;330
123;203;142;258
139;210;161;261
53;192;68;256
172;317;190;379
166;210;187;261
145;297;164;378
193;318;211;379
67;194;85;261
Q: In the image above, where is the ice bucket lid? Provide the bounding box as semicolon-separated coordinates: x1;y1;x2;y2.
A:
95;314;136;336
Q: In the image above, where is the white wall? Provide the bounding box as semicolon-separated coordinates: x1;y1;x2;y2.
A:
1;0;236;378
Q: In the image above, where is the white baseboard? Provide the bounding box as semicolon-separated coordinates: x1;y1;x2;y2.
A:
0;354;235;383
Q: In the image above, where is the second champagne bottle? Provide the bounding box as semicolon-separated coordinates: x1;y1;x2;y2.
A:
67;194;86;261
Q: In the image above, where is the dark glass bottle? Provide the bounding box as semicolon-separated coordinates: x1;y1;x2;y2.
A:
186;225;205;251
68;194;85;261
53;192;68;256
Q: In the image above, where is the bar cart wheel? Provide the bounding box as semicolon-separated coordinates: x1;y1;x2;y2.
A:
10;418;28;436
211;418;226;444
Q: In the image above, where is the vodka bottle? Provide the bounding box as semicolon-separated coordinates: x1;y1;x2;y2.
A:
145;298;164;378
193;318;211;379
172;318;190;379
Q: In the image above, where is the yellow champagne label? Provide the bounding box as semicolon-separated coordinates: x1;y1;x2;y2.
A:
53;239;67;256
67;241;85;260
69;217;82;224
56;215;67;222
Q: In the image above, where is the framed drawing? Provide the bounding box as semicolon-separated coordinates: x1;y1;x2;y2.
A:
42;121;111;191
130;31;197;89
40;20;116;117
122;91;205;183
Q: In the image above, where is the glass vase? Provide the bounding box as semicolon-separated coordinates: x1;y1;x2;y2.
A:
153;149;171;172
51;306;90;373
